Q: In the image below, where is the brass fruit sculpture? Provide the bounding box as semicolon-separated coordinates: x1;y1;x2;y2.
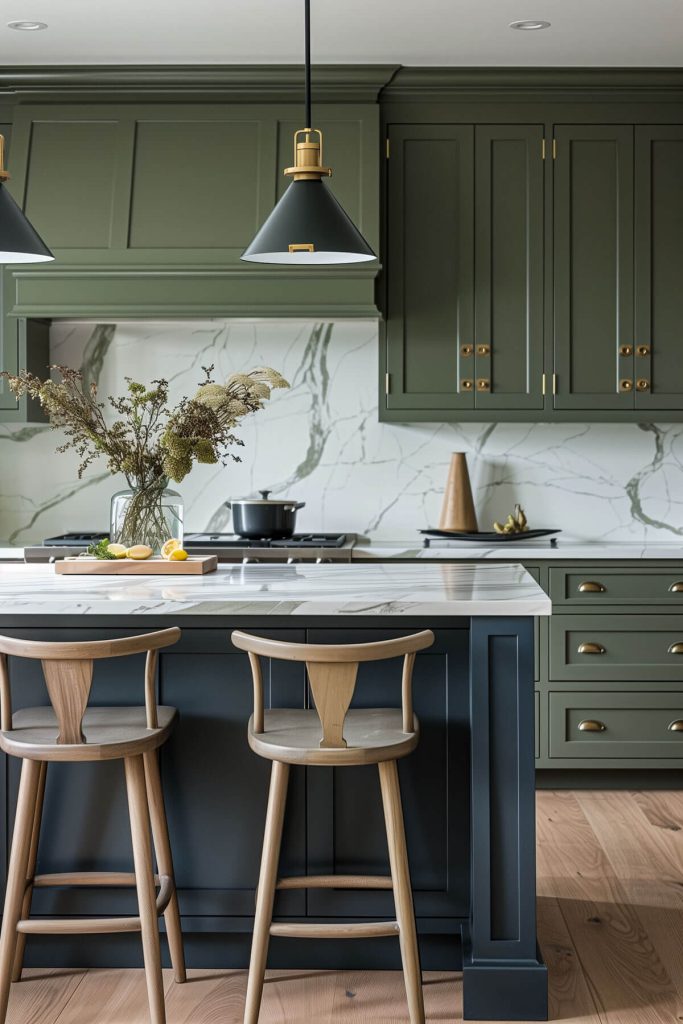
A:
493;505;528;535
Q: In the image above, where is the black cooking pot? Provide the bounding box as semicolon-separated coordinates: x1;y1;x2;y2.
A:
225;490;306;539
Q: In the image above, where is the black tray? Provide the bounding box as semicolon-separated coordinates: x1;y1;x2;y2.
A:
420;528;561;543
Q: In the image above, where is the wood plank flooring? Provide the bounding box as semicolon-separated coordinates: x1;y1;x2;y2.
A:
7;790;683;1023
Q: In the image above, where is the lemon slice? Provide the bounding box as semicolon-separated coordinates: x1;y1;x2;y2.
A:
126;544;153;560
168;548;188;561
161;538;181;560
106;543;128;559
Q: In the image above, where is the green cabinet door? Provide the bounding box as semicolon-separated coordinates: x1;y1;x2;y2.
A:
553;125;634;411
473;125;544;411
385;124;475;413
634;125;683;412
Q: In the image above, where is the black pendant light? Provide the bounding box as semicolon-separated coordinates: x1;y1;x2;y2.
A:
241;0;375;265
0;135;53;263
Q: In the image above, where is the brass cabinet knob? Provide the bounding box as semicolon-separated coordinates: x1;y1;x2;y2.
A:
620;378;633;392
636;378;650;392
668;720;683;732
477;344;491;356
669;582;683;593
619;344;633;357
578;720;606;732
461;379;473;391
578;581;606;593
577;642;606;655
637;345;651;357
461;344;474;357
668;642;683;654
476;379;490;391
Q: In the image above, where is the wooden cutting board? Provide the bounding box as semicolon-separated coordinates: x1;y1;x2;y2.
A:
55;555;218;575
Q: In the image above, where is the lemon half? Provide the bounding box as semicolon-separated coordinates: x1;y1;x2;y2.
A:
161;538;182;560
106;543;128;559
126;544;153;560
168;548;188;561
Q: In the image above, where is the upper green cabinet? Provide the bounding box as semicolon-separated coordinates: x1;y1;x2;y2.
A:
553;125;634;412
384;123;544;419
633;125;683;412
5;101;380;319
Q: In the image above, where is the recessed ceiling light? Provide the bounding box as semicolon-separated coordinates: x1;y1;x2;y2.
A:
7;20;47;31
510;19;551;30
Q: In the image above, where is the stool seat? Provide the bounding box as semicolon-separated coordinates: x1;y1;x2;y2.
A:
249;708;419;765
0;706;177;762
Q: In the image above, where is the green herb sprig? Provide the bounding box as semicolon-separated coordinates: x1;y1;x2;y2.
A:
86;538;116;560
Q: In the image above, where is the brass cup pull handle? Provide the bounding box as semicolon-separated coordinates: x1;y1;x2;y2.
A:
578;720;606;732
577;642;606;655
578;581;606;593
668;642;683;655
669;582;683;593
668;720;683;732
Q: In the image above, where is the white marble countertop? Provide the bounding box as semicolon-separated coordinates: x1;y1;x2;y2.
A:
0;561;550;618
352;538;683;560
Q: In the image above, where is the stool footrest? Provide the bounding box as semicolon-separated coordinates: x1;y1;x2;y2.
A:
18;874;173;934
276;874;393;891
269;920;399;939
34;871;161;889
18;916;143;935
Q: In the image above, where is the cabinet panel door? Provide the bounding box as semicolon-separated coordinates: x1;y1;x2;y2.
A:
385;124;474;411
634;126;683;411
305;628;470;920
474;125;544;411
553;125;634;410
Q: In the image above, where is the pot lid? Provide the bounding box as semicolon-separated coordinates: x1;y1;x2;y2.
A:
231;490;302;506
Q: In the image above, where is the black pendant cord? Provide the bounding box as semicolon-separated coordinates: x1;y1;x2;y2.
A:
304;0;312;130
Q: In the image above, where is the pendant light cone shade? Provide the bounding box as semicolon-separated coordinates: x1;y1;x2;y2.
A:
241;0;376;266
241;178;375;264
0;184;53;263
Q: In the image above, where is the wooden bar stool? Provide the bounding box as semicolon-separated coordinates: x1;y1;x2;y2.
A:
232;628;435;1024
0;628;186;1024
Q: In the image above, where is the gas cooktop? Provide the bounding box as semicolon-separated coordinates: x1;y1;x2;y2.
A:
42;532;349;550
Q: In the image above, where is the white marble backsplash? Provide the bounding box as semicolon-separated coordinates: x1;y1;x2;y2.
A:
0;319;682;544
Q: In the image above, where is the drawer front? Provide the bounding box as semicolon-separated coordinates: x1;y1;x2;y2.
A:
550;615;683;681
549;691;683;759
549;567;683;606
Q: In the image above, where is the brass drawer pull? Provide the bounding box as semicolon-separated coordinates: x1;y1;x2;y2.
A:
476;378;490;391
668;642;683;655
461;379;473;391
460;344;474;357
637;345;651;357
669;582;683;593
620;378;633;392
636;378;650;392
668;720;683;732
477;344;491;356
577;642;605;655
578;720;606;732
619;344;633;357
578;581;606;593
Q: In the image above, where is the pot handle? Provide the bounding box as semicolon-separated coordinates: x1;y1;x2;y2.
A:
293;501;306;510
224;501;232;509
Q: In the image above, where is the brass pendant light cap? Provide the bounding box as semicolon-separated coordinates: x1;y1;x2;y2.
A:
284;128;332;181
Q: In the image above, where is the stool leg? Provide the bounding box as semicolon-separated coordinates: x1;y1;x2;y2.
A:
379;759;425;1024
12;760;47;982
244;760;290;1024
0;759;42;1024
143;750;186;983
125;755;165;1024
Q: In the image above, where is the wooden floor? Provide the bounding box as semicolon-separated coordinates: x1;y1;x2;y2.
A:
6;790;683;1023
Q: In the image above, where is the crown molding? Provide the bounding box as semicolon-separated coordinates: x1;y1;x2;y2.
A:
382;66;683;102
0;64;400;104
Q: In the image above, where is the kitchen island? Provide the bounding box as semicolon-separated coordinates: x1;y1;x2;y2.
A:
0;561;550;1021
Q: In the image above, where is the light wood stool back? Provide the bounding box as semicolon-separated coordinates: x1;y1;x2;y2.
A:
231;628;435;1024
0;628;186;1024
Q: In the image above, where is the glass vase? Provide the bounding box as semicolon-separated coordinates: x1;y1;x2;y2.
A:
110;477;183;553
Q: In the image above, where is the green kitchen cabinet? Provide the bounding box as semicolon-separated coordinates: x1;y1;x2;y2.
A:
552;125;634;412
4;102;380;319
633;125;683;411
384;124;474;414
383;123;544;418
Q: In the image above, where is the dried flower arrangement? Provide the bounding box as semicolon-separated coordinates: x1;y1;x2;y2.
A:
1;364;289;549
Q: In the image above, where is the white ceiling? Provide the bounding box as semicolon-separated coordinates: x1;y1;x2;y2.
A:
1;0;682;67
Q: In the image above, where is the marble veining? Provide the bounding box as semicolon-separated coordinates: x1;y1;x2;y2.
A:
0;562;551;618
1;320;682;545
